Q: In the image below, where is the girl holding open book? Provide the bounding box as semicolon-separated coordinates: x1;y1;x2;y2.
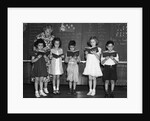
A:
49;37;64;94
31;39;49;98
65;40;81;95
101;40;119;98
83;36;103;96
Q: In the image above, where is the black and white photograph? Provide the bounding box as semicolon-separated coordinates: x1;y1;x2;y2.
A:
8;8;142;113
23;23;127;98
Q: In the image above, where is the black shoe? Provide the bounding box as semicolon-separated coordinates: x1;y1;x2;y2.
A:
56;90;60;94
68;89;72;95
104;91;109;98
72;89;77;95
110;92;114;98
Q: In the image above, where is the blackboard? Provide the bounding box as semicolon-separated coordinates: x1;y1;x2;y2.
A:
25;23;127;61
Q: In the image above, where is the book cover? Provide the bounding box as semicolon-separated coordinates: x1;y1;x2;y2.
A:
102;52;117;57
67;50;79;57
85;47;98;53
52;53;63;59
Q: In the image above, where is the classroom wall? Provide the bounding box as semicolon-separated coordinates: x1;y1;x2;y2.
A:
23;23;127;85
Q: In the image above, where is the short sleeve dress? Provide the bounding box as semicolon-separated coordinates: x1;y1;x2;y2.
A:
83;47;103;77
32;51;48;78
49;48;64;75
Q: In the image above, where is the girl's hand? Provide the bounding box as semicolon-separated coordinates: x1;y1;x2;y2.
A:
110;56;114;60
61;55;64;58
105;56;109;60
91;50;96;54
38;55;42;59
85;51;88;55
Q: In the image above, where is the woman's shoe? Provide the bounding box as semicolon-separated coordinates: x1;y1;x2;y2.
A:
44;88;49;94
72;89;77;95
39;90;47;96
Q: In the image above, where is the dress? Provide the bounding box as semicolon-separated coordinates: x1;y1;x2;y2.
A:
67;57;79;82
32;51;48;78
83;47;103;77
50;48;63;75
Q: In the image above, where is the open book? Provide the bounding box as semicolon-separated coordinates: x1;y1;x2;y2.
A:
85;47;98;54
36;50;50;56
67;50;79;57
102;52;117;57
52;53;64;59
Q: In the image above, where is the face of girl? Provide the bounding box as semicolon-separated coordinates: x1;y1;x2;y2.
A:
37;43;44;50
107;43;114;51
90;39;96;47
54;41;60;48
70;45;75;51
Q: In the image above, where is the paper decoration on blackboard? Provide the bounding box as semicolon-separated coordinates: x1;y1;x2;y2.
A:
60;23;75;32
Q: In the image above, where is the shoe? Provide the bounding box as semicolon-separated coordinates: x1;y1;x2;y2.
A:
35;91;40;98
91;90;96;96
87;90;93;95
44;88;49;94
110;92;114;98
39;90;47;96
56;90;60;94
68;89;72;95
72;89;77;95
53;90;57;94
104;92;109;98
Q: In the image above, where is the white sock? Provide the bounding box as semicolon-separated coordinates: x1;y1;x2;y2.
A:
35;91;38;93
92;89;95;92
53;86;56;90
56;87;59;90
89;89;92;92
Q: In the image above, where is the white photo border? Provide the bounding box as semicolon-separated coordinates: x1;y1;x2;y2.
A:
8;8;142;113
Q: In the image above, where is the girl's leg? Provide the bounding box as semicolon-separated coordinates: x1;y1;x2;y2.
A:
73;81;77;95
87;75;93;95
104;80;109;97
53;75;56;94
110;80;115;98
110;80;115;92
56;75;60;94
68;81;72;94
91;76;96;96
39;77;47;96
35;77;40;97
44;77;49;93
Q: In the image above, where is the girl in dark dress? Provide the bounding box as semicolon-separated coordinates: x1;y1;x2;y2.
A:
31;39;49;98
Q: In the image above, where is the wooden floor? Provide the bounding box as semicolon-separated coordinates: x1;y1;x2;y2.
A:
23;82;127;98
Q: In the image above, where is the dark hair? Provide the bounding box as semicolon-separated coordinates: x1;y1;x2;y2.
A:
87;36;99;47
52;37;61;48
68;40;76;50
105;40;115;50
34;39;46;48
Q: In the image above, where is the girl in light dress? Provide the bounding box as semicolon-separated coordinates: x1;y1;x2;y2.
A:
65;40;81;95
49;37;64;94
83;36;103;96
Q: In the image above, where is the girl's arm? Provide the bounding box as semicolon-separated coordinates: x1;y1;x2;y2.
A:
31;55;42;63
61;49;65;59
76;55;81;63
91;47;101;60
101;55;109;65
110;53;119;64
44;55;49;63
65;53;69;63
